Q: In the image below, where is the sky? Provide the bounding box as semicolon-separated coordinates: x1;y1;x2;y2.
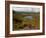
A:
13;7;40;13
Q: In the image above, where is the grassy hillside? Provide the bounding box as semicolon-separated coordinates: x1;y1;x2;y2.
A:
13;10;40;31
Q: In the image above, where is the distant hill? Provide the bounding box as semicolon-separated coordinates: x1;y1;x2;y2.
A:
13;10;40;14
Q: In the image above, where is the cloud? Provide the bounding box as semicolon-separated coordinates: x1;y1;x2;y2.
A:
13;7;40;12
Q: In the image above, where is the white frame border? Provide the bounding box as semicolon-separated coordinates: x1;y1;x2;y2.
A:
10;4;43;34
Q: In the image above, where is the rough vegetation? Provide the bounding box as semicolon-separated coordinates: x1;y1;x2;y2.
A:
13;10;40;31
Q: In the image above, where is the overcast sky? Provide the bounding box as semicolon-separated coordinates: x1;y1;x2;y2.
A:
13;7;40;12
